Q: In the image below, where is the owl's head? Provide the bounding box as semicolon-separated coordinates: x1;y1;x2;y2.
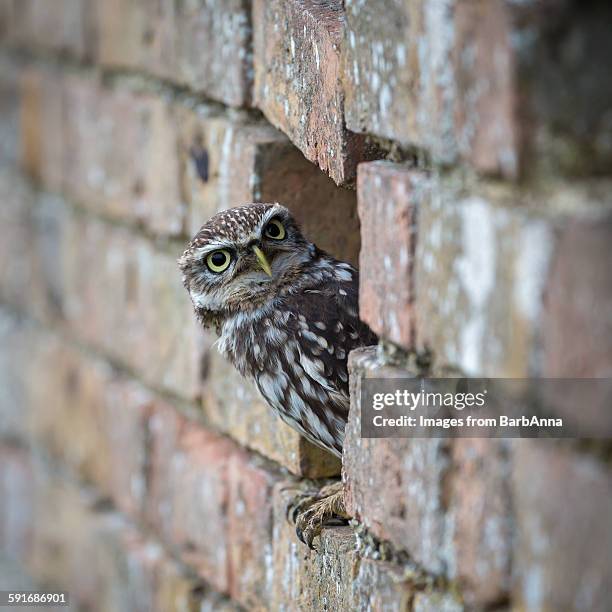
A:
179;203;316;326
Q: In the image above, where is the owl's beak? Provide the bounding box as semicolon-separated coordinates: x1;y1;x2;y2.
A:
252;245;273;277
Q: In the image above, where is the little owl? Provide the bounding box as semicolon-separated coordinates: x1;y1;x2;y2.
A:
179;203;377;546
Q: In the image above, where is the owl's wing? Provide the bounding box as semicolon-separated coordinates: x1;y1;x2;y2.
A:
267;264;376;456
282;264;378;400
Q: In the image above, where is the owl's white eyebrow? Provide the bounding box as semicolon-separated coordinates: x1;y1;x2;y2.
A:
196;241;235;255
261;207;286;225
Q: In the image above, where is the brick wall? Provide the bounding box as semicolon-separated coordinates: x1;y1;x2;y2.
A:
1;1;611;610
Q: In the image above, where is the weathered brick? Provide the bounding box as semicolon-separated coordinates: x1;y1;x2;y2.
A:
60;207;203;399
98;525;237;612
452;0;519;177
447;438;512;607
62;74;186;236
147;402;285;603
96;0;253;107
542;216;612;378
358;162;611;377
273;481;359;609
351;558;414;612
345;1;612;179
253;0;371;185
272;481;414;610
346;348;512;602
414;176;612;377
343;0;460;166
357;162;425;348
0;186;200;398
26;465;107;606
21;458;232;612
146;403;233;592
10;0;94;60
0;174;69;327
226;451;280;607
25;334;150;518
512;441;612;612
345;347;451;575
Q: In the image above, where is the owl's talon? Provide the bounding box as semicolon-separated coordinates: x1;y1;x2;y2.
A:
284;488;318;523
288;481;348;549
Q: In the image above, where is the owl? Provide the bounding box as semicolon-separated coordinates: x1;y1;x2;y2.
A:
178;203;377;460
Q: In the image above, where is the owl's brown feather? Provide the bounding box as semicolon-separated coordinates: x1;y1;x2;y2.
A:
179;203;377;457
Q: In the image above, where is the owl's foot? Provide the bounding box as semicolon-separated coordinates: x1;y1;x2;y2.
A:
286;481;349;549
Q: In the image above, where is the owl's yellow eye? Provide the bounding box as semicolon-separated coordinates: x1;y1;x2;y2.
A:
264;218;286;240
206;249;232;273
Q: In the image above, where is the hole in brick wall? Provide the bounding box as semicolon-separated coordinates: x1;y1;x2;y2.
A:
255;141;361;267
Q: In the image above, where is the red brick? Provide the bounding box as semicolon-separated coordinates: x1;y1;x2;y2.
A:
21;458;234;612
19;68;186;236
343;0;460;166
272;481;414;609
253;0;371;185
453;0;519;177
346;349;513;602
96;0;253;107
61;208;203;399
146;403;233;592
345;347;451;575
226;451;280;607
542;215;612;378
99;525;238;612
345;1;612;179
26;464;107;606
448;438;512;607
412;173;557;376
18;331;149;517
357;162;426;348
512;441;612;611
62;74;185;236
